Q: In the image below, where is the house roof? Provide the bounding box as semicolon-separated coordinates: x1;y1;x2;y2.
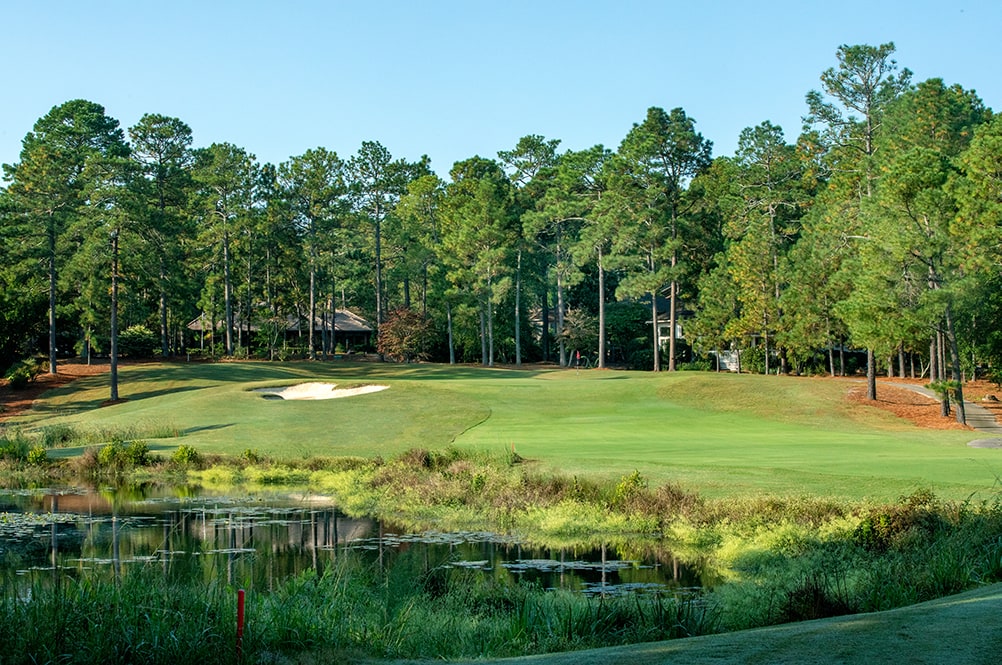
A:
187;310;373;333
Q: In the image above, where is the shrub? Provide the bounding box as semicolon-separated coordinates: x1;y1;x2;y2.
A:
96;439;151;471
739;346;768;374
27;445;48;466
123;440;151;466
378;307;435;363
0;433;30;461
171;444;202;467
4;358;43;389
241;448;263;464
780;572;853;622
38;424;78;447
677;360;713;372
853;489;945;551
117;325;158;358
611;470;648;508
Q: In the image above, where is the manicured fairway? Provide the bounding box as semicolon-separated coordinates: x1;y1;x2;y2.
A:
16;361;999;501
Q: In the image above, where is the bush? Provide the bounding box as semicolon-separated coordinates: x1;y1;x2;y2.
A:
241;448;263;464
4;358;43;390
27;445;48;466
96;439;151;471
38;424;78;447
171;444;202;467
0;431;31;461
677;360;713;372
853;490;946;551
780;572;852;622
740;346;767;374
117;325;158;358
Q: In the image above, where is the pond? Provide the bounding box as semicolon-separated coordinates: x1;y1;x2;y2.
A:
0;485;710;597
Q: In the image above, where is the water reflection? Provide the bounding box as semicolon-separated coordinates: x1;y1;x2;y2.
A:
0;486;708;596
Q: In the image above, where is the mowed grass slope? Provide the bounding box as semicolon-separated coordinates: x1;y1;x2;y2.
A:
420;582;1002;665
16;362;1000;501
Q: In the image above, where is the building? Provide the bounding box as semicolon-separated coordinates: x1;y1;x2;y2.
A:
186;310;373;353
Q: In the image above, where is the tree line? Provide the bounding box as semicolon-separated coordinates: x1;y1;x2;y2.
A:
2;43;1000;421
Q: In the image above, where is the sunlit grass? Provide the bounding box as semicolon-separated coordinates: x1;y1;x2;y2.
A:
9;361;998;501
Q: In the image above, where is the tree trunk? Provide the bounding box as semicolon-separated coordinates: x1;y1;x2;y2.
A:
160;255;169;358
223;229;234;356
479;307;487;366
597;247;606;369
929;337;938;383
557;272;567;367
866;348;877;401
48;219;57;375
447;302;455;365
667;276;678;372
515;250;522;366
308;263;317;360
110;231;119;402
650;290;660;372
945;305;967;426
541;286;550;362
764;331;770;375
374;201;384;327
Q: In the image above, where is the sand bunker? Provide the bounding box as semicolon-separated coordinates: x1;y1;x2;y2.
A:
254;382;388;401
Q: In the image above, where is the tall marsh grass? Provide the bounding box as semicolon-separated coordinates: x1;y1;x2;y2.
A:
3;447;1002;661
0;549;718;664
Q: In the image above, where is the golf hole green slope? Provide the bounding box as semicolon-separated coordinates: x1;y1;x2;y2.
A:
17;362;999;501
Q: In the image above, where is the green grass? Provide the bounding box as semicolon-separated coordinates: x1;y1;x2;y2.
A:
7;362;1002;663
9;361;1000;501
418;581;1002;665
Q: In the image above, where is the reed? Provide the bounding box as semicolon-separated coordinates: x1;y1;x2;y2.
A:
0;549;717;664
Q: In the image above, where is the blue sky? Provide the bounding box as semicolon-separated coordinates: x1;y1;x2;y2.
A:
2;1;999;180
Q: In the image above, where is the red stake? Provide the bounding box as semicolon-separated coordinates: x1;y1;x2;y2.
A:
236;588;245;661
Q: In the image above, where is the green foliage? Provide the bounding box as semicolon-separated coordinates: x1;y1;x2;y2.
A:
0;430;31;461
117;324;158;358
26;445;48;466
241;448;263;464
677;359;714;372
4;358;43;390
853;490;945;552
926;379;962;401
37;424;77;448
171;444;202;467
738;345;767;374
611;470;648;508
0;553;721;663
96;440;151;471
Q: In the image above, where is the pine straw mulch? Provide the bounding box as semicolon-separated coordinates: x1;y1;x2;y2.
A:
0;360;110;422
847;379;1002;431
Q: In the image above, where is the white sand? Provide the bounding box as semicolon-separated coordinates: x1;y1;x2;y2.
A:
254;382;388;400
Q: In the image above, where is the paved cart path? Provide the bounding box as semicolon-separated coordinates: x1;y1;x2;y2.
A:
893;382;1002;445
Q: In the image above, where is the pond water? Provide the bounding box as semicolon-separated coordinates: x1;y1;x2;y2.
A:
0;486;708;597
